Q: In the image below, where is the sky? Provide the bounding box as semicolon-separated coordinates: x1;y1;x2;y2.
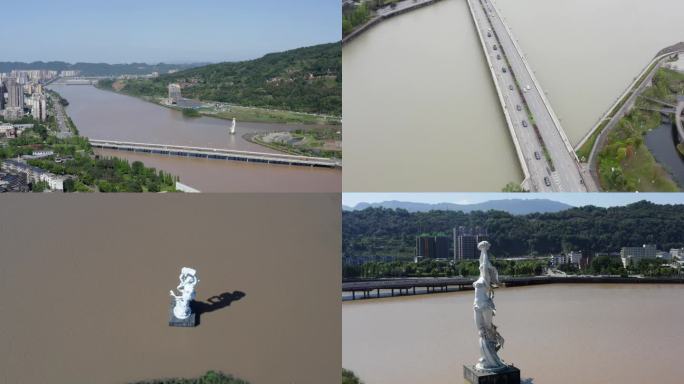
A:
3;0;340;64
342;193;684;208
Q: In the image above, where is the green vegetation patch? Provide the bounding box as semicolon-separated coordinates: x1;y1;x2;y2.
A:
342;202;684;259
182;108;201;118
1;125;177;193
129;370;249;384
101;43;341;116
597;68;684;192
343;369;364;384
251;127;342;159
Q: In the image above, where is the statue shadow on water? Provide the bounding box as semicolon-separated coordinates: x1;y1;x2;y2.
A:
190;291;246;325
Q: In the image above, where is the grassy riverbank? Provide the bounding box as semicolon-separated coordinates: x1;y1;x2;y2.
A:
248;127;342;159
576;56;665;161
597;68;683;191
97;80;340;125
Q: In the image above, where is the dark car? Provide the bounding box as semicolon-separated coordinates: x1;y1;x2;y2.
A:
502;67;507;73
522;120;528;127
534;152;541;160
496;54;501;60
516;105;522;111
509;85;514;91
544;177;551;187
493;44;498;50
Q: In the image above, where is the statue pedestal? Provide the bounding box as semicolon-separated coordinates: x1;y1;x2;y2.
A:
463;365;520;384
168;299;197;327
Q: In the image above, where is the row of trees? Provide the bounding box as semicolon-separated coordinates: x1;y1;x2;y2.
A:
343;255;679;279
28;156;177;193
343;202;684;258
343;258;549;279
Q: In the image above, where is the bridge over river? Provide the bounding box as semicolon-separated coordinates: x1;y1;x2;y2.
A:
89;139;341;168
467;0;590;192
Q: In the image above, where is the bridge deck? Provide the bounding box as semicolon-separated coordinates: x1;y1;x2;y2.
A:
467;0;587;192
89;139;341;168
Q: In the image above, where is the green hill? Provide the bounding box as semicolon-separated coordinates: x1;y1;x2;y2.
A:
101;43;341;116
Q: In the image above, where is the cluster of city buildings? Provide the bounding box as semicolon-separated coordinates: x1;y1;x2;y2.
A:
0;123;31;139
0;159;66;191
620;245;684;268
415;227;489;262
0;71;50;122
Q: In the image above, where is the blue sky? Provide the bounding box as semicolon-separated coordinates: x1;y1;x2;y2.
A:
342;193;684;208
4;0;340;63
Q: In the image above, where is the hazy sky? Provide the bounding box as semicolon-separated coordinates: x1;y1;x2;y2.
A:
342;193;684;208
4;0;340;63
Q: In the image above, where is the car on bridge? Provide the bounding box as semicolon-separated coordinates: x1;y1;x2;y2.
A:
496;54;501;60
516;105;522;111
487;32;492;37
534;151;541;160
522;120;528;127
509;85;514;91
502;67;507;73
544;177;551;187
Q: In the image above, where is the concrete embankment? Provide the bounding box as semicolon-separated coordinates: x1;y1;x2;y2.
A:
342;0;445;45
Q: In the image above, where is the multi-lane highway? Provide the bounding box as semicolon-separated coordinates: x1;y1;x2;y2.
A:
468;0;589;192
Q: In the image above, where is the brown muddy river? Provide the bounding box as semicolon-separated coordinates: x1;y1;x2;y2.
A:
49;85;340;192
343;284;684;384
0;195;341;384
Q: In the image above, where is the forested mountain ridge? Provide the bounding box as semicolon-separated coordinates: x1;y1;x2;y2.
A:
103;43;341;115
343;201;684;258
343;199;574;214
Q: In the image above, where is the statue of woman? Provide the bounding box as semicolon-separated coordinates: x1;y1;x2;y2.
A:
170;267;199;320
473;241;506;371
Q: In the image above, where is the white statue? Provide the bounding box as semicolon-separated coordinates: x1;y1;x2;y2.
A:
473;241;506;371
230;118;236;135
169;267;199;320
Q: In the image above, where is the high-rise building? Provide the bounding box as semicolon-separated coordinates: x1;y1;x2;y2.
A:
168;83;182;104
0;81;5;110
416;236;435;258
454;226;488;261
620;244;657;268
30;93;47;122
416;235;451;259
6;77;24;109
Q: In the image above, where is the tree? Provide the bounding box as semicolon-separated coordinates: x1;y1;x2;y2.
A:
63;178;76;193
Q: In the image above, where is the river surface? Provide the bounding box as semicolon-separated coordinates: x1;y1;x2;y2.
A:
0;195;341;384
49;85;341;192
343;284;684;384
343;0;684;191
646;122;684;188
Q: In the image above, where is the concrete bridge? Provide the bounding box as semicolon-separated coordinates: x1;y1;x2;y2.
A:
88;139;341;168
342;276;684;300
467;0;589;192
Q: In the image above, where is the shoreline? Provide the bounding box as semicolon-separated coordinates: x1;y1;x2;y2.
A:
93;81;341;126
576;42;684;190
342;0;445;45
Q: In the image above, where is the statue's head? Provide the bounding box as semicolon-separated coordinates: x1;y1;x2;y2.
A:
477;241;491;252
179;267;198;286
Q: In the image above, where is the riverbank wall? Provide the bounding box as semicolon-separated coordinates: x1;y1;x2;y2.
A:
342;0;445;45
